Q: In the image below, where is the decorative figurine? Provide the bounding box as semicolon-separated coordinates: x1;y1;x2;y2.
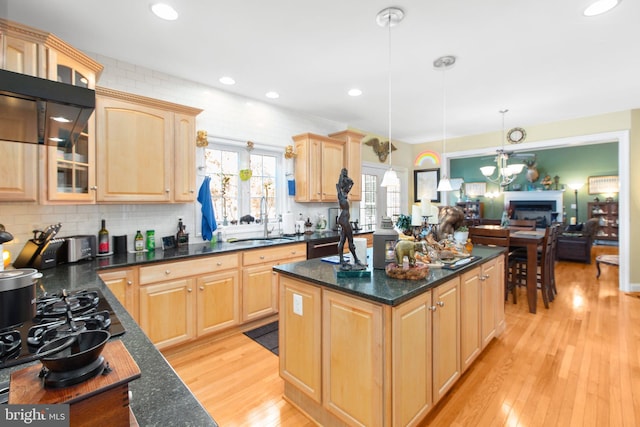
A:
337;168;366;270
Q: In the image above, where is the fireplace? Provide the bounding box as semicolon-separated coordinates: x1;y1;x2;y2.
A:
503;191;564;228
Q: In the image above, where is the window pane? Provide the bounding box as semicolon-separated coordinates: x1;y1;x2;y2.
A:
386;183;401;223
360;174;377;229
204;149;238;223
250;153;277;220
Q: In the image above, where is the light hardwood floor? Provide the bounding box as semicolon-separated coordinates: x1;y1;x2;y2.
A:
163;245;639;426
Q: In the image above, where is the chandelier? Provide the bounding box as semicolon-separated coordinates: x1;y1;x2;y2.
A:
480;109;525;188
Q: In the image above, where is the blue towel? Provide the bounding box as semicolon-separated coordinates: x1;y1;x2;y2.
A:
198;176;217;240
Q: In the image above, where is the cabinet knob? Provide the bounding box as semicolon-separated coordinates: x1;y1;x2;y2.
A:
188;288;192;292
428;305;437;311
482;274;490;280
437;301;445;307
190;189;195;193
216;262;222;266
165;270;171;275
127;281;132;286
199;286;204;291
166;188;170;193
260;255;265;260
90;186;97;191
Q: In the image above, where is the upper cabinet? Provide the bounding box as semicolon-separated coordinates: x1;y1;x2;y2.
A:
0;18;103;203
95;88;201;203
328;130;364;201
292;131;362;203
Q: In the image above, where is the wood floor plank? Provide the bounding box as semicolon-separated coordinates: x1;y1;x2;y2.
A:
162;245;639;426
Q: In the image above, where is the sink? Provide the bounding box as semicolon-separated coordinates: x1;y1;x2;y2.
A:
227;237;294;244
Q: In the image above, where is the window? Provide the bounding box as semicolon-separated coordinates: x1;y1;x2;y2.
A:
204;145;280;225
360;167;404;230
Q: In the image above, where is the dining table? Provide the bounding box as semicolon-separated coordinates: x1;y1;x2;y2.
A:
474;225;545;313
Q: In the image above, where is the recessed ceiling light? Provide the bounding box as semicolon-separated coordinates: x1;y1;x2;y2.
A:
265;91;279;99
583;0;621;16
219;76;235;85
348;88;363;97
151;3;179;21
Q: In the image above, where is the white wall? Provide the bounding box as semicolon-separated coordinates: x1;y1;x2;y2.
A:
1;53;347;259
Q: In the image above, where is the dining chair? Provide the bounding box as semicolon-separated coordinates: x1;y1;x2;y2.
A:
508;219;537;230
510;226;554;309
468;227;513;301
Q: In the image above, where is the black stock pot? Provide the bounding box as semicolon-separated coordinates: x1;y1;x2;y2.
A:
0;268;41;330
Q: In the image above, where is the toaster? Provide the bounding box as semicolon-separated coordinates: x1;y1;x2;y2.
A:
59;235;96;263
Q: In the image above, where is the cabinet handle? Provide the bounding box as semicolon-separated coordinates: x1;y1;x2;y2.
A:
165;270;171;275
428;305;437;311
190;189;195;193
90;186;97;191
437;301;445;307
127;281;132;286
199;286;204;291
483;274;490;279
260;255;265;260
216;262;222;266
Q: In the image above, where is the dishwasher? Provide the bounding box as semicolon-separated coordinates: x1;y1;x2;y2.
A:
306;236;341;259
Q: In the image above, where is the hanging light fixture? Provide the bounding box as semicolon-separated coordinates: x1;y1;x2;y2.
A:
480;109;526;188
377;7;403;188
434;55;456;192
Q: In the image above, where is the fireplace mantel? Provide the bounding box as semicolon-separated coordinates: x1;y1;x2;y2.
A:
503;190;564;211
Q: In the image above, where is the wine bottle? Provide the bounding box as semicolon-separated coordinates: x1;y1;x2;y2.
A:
134;230;144;251
98;219;109;255
177;218;188;247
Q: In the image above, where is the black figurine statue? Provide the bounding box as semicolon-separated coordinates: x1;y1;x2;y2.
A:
337;168;366;270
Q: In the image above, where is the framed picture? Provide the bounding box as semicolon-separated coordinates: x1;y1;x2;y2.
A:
588;175;619;195
414;168;440;203
464;182;487;197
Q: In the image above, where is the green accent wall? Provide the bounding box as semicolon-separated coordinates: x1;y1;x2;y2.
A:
450;142;618;222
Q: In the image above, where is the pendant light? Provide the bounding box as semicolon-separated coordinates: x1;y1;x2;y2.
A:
377;7;403;188
434;55;456;192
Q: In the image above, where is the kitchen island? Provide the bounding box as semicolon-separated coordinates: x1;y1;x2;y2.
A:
1;230;372;425
273;246;506;427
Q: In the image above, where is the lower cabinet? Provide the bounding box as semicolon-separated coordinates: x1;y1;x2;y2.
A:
242;243;306;322
279;257;505;426
137;252;240;349
323;289;384;426
432;278;461;403
98;268;139;322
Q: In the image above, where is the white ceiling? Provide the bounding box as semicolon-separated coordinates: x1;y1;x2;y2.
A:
3;0;639;144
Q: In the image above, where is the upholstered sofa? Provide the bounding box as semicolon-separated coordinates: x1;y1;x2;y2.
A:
556;218;600;263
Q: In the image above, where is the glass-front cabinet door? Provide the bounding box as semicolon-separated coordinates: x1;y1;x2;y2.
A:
46;115;96;202
44;59;97;202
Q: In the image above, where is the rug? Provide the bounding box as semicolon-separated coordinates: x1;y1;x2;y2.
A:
243;321;278;356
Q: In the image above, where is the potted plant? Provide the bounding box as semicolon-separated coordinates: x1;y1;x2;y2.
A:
454;225;469;244
396;214;413;236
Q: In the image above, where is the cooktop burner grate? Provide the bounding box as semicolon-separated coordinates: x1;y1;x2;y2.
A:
0;289;125;368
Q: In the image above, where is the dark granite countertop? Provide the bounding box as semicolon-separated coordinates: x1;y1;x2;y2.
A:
1;230;373;425
273;246;505;306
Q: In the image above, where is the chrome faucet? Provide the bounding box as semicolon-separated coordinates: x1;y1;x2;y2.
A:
260;196;270;238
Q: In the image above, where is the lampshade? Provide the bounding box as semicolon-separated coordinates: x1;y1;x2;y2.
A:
380;168;399;187
568;183;583;191
480;166;496;177
436;177;453;192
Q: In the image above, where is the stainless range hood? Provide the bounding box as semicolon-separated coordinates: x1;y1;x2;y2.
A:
0;69;95;146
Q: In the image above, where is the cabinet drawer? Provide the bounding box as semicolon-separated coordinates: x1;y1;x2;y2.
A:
243;243;306;266
139;253;240;284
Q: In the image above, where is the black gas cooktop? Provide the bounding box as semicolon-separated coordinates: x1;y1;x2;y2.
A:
0;288;125;369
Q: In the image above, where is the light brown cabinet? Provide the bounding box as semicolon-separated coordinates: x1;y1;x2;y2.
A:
323;289;384;426
292;133;346;203
460;268;481;372
95;88;201;203
328;129;364;201
98;268;138;322
137;253;240;349
242;243;306;322
279;276;322;403
432;278;461;403
0;18;103;203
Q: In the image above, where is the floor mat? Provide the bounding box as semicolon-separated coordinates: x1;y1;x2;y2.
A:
243;321;278;356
